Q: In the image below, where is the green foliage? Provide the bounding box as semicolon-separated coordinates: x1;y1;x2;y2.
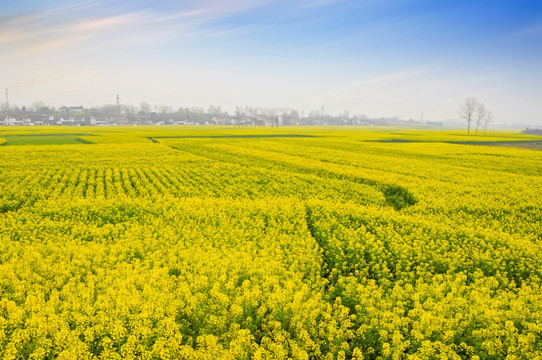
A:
383;185;417;210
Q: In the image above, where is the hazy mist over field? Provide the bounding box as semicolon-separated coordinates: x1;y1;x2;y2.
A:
1;0;541;126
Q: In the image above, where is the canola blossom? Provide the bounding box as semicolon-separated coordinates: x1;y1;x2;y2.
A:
0;127;541;359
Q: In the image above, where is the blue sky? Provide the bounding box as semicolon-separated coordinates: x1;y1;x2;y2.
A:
1;0;541;125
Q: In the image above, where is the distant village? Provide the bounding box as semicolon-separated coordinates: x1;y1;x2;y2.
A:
0;102;443;127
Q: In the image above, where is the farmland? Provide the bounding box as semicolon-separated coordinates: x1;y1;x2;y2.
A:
0;127;541;359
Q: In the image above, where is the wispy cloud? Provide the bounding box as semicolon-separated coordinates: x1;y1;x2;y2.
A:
305;67;437;114
295;0;391;10
0;1;279;59
0;11;142;58
349;68;434;88
3;0;398;60
196;0;278;16
296;0;348;10
203;24;270;38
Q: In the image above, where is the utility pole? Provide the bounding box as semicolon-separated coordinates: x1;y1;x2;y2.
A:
116;94;120;116
5;88;8;112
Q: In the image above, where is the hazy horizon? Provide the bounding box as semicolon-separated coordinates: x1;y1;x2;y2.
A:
1;0;541;126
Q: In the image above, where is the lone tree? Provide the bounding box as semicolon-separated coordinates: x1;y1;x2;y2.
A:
458;97;479;135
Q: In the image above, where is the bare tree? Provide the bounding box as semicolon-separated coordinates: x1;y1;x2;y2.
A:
139;102;151;115
158;104;173;114
207;105;222;115
30;100;45;112
458;97;478;135
474;103;487;134
483;110;493;133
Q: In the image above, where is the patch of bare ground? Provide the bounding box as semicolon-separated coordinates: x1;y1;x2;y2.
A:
483;141;542;150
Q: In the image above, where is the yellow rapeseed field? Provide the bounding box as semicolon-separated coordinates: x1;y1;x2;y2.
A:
0;127;541;359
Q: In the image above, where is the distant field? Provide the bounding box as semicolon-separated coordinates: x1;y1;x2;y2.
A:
0;126;541;359
1;134;92;145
